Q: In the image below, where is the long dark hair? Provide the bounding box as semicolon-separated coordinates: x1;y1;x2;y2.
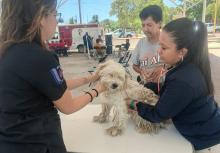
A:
0;0;57;57
163;18;214;95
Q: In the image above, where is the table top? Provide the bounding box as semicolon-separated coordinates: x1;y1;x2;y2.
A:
60;104;193;153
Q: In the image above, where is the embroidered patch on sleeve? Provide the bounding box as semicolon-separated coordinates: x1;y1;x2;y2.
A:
50;66;64;85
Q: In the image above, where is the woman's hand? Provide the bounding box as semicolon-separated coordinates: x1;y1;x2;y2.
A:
94;82;106;93
125;98;138;112
89;66;104;82
89;73;100;82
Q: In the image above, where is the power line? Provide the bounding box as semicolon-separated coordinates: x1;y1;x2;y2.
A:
57;0;69;9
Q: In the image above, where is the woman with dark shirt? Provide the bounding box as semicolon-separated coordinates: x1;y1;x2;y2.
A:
127;18;220;153
0;0;106;153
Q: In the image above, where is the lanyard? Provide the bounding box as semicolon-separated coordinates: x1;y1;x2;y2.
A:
157;64;175;93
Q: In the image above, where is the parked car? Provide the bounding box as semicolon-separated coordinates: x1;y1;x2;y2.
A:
107;28;136;38
205;23;220;33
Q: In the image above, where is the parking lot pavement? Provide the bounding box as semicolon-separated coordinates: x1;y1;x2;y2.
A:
208;34;220;104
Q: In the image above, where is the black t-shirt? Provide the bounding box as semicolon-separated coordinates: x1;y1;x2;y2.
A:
0;42;67;152
0;42;67;114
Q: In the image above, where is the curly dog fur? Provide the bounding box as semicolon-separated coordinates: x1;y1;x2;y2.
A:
93;60;169;136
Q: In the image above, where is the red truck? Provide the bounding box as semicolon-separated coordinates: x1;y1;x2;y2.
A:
48;23;104;53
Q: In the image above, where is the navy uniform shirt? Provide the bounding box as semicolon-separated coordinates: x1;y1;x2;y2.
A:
137;61;220;150
0;42;67;153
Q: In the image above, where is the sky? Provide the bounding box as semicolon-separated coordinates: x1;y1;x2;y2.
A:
58;0;177;24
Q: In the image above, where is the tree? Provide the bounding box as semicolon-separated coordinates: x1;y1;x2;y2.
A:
100;19;120;31
176;0;220;22
109;0;171;32
90;15;99;23
185;0;206;21
57;13;64;23
206;0;220;23
69;17;74;24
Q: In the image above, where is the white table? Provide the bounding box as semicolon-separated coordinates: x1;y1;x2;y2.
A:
60;105;193;153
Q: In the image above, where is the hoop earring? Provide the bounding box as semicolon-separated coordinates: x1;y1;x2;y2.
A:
181;56;184;62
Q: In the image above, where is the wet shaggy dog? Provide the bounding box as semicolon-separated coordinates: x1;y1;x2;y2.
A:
93;60;169;136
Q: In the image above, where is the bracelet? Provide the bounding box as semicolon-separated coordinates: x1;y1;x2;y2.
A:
129;100;136;110
92;88;99;97
85;92;93;102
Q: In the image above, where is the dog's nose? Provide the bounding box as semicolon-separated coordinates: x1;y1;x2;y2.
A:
112;83;118;89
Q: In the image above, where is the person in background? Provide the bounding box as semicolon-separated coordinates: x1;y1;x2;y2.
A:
122;39;130;51
97;35;104;44
0;0;106;153
60;39;68;57
64;40;69;56
132;5;164;87
127;18;220;153
54;41;60;55
83;32;93;52
94;37;106;57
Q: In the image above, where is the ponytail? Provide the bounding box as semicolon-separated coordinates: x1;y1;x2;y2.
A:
163;18;214;95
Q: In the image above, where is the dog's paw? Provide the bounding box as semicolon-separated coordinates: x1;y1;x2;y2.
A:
106;126;123;136
93;115;108;123
136;122;160;134
136;126;159;134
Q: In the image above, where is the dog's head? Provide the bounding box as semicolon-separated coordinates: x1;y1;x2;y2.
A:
96;60;129;92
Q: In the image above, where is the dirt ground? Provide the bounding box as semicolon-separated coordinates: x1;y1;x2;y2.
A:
210;51;220;103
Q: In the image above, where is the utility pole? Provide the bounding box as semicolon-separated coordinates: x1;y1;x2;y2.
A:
78;0;82;24
213;0;218;32
183;0;186;17
202;0;207;23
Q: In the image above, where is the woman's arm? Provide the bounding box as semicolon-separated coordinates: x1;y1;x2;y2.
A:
54;83;105;115
144;82;160;94
136;80;194;123
66;74;98;90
